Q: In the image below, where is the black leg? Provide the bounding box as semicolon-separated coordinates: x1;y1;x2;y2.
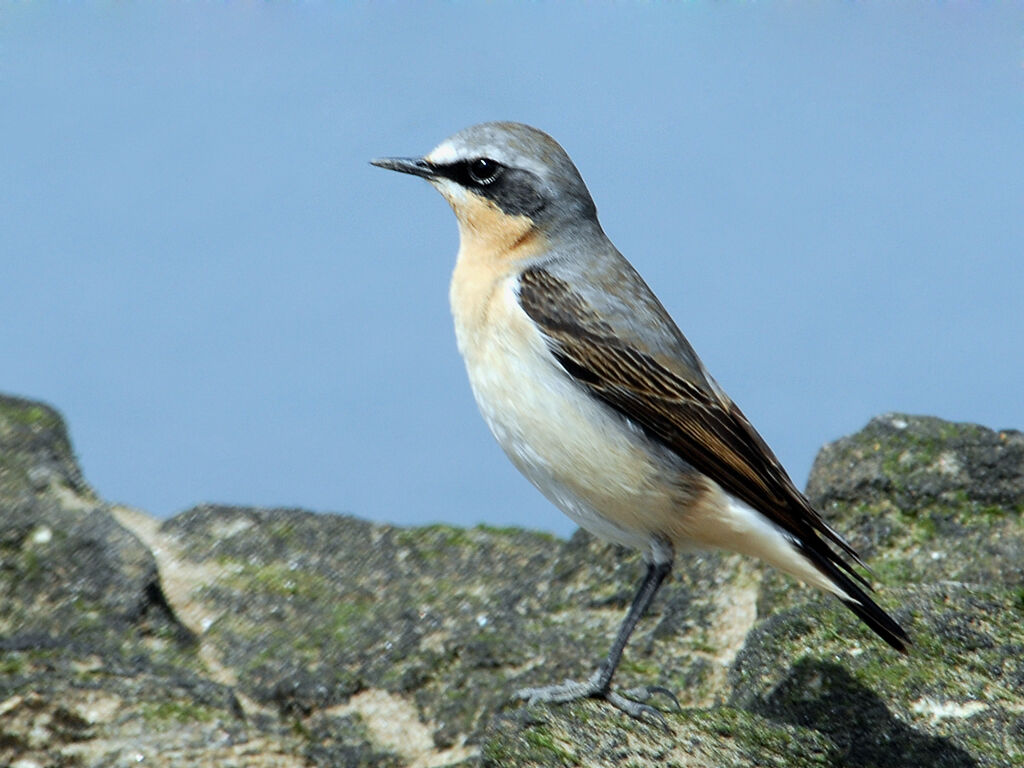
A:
594;559;672;692
516;555;676;725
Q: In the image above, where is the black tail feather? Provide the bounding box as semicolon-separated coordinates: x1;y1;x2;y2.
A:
798;540;910;654
839;587;911;654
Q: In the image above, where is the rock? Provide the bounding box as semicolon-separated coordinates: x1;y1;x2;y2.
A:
804;413;1024;589
0;396;1021;766
0;396;271;768
806;413;1024;510
158;505;759;760
737;414;1024;768
0;395;169;652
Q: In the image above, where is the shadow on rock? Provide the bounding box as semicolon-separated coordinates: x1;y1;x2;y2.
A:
753;658;976;768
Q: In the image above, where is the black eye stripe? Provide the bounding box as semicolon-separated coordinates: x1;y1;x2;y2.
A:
432;158;504;188
431;160;545;218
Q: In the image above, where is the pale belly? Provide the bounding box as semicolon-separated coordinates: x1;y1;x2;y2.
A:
453;276;686;550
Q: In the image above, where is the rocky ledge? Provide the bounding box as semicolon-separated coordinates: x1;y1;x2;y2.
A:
1;393;1022;767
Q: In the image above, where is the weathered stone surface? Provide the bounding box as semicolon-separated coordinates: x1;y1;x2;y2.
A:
0;396;271;768
157;505;757;764
1;396;1021;766
806;413;1024;510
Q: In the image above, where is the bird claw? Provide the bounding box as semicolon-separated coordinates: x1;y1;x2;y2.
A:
621;684;682;711
515;673;676;732
515;669;606;705
606;690;672;731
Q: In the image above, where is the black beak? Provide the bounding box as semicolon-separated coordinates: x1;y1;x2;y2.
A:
370;156;437;179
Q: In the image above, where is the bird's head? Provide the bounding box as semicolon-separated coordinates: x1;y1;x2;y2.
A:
373;122;597;254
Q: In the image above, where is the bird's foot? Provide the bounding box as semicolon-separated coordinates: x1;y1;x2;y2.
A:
515;670;677;730
619;684;681;711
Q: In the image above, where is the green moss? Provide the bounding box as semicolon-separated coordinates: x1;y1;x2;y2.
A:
18;547;44;581
910;513;939;542
1012;586;1024;612
880;451;905;480
0;402;60;431
474;523;523;537
226;562;332;601
391;524;479;563
290;716;312;739
419;577;460;605
682;707;834;766
522;725;578;764
871;556;917;585
475;523;559;543
480;737;521;765
327;598;375;647
0;654;25;675
399;523;472;546
140;699;217;726
689;638;719;655
976;504;1008;523
266;520;302;543
876;424;966;480
618;657;658;679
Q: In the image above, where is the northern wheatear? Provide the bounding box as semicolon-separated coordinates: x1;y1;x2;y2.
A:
372;122;908;721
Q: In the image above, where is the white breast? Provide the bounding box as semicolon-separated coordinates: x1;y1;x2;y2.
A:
449;269;682;550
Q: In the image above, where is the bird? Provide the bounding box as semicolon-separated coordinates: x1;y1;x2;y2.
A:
371;122;909;722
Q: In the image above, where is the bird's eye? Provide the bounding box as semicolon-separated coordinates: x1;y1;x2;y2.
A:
468;158;502;185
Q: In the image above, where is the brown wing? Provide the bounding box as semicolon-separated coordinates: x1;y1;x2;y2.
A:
517;265;865;574
517;265;910;652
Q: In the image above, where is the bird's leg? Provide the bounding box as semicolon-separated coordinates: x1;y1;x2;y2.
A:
516;549;676;724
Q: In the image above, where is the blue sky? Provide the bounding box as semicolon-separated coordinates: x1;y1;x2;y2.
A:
2;4;1022;536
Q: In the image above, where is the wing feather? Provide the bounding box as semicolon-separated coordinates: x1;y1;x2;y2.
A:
517;266;868;580
515;261;909;653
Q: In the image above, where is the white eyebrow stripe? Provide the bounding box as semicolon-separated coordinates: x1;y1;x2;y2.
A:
426;140;460;164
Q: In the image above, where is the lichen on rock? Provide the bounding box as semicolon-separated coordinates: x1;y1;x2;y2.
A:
1;395;1021;766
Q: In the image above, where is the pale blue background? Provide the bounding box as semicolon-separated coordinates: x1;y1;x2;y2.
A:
2;4;1022;536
